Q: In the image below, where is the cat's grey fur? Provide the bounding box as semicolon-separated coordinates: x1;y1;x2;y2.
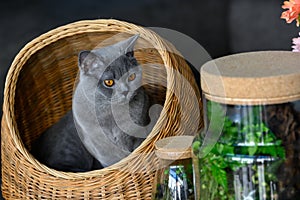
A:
31;111;102;172
31;35;159;172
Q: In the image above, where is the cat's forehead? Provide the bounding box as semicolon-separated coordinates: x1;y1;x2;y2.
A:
100;58;140;79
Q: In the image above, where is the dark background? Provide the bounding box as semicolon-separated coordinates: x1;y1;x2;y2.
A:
0;0;299;198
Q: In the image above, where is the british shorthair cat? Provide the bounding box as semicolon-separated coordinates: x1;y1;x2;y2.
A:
31;35;161;172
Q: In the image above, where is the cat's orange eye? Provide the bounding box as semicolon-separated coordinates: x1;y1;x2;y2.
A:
104;79;114;87
128;73;136;81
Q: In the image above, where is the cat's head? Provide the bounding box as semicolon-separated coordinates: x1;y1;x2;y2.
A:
78;34;142;104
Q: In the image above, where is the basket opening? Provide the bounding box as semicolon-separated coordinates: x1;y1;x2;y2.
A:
14;32;168;155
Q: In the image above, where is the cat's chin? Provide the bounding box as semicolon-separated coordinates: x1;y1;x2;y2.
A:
111;98;130;105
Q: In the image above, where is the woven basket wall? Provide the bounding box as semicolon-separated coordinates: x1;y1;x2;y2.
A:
1;19;202;199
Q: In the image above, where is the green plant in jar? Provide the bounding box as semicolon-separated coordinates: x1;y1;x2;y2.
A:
193;101;286;200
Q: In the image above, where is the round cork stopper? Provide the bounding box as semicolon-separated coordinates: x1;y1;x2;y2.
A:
155;136;193;160
201;51;300;105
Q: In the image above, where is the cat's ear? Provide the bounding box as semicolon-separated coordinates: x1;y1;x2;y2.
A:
78;51;102;75
78;50;90;67
125;51;134;58
124;34;139;56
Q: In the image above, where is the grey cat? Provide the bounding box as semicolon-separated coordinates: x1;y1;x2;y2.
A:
31;111;102;172
31;35;159;172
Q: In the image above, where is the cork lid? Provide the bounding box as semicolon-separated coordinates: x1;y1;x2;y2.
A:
201;51;300;105
155;136;194;160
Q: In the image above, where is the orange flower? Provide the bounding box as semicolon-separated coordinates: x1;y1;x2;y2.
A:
281;0;300;26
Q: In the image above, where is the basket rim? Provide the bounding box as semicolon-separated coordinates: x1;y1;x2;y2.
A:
2;19;183;179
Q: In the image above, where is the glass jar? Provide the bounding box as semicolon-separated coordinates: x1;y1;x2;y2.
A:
192;51;300;200
152;136;195;200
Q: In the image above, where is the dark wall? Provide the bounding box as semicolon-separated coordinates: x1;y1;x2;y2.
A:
0;0;298;118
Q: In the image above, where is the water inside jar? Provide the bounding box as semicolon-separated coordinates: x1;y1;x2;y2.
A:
226;155;282;200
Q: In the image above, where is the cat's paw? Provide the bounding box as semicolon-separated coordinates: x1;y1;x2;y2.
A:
148;104;163;125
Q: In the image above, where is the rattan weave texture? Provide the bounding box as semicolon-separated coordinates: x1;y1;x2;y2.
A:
1;19;202;199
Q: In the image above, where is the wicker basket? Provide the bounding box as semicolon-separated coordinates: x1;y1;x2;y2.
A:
1;19;202;199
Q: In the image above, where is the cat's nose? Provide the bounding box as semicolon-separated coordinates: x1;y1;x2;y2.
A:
122;91;129;96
